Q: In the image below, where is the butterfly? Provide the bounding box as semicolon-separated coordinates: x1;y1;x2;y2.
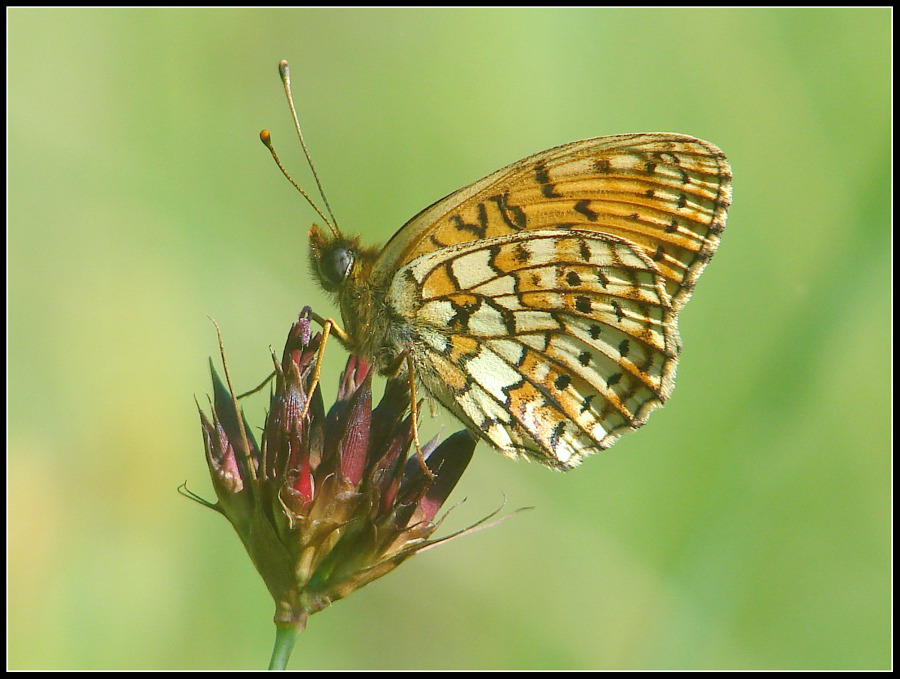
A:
267;62;732;471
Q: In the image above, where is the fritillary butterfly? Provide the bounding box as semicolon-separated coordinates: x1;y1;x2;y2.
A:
268;61;732;471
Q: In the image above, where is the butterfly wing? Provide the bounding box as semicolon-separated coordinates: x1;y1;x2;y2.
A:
374;133;730;469
388;228;680;469
377;133;731;311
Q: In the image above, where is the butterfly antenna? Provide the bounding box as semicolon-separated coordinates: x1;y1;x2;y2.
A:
277;60;340;237
259;129;335;232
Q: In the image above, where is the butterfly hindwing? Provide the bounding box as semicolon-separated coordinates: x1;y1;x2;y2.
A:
388;228;679;469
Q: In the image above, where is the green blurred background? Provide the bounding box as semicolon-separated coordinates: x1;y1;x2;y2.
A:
8;8;890;670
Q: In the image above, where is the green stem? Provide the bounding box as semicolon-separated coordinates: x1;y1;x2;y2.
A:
268;621;304;670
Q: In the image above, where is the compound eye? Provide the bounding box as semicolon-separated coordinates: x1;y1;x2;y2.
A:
320;246;354;289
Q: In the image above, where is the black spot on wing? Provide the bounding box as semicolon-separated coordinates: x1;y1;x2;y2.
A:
574;200;598;222
535;162;562;199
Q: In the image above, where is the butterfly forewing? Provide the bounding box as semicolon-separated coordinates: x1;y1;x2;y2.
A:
377;134;731;310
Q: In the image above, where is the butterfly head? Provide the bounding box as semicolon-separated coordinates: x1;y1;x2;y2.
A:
308;222;360;293
308;224;354;293
309;223;381;299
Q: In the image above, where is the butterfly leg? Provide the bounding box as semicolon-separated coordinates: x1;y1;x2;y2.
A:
299;314;352;421
235;309;342;401
236;370;276;399
405;351;436;480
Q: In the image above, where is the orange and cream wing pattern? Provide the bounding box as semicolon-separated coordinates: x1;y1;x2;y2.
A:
377;133;731;311
379;133;730;469
388;228;681;469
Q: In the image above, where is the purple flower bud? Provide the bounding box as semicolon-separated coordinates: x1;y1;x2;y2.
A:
193;309;478;629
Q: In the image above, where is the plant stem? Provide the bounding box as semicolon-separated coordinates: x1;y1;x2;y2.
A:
268;621;304;670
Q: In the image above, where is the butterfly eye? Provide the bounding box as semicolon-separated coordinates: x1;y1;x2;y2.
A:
318;246;355;290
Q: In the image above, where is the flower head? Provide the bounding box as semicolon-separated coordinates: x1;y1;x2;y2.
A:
194;308;476;631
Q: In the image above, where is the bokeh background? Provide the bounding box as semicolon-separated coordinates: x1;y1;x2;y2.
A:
8;8;890;670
